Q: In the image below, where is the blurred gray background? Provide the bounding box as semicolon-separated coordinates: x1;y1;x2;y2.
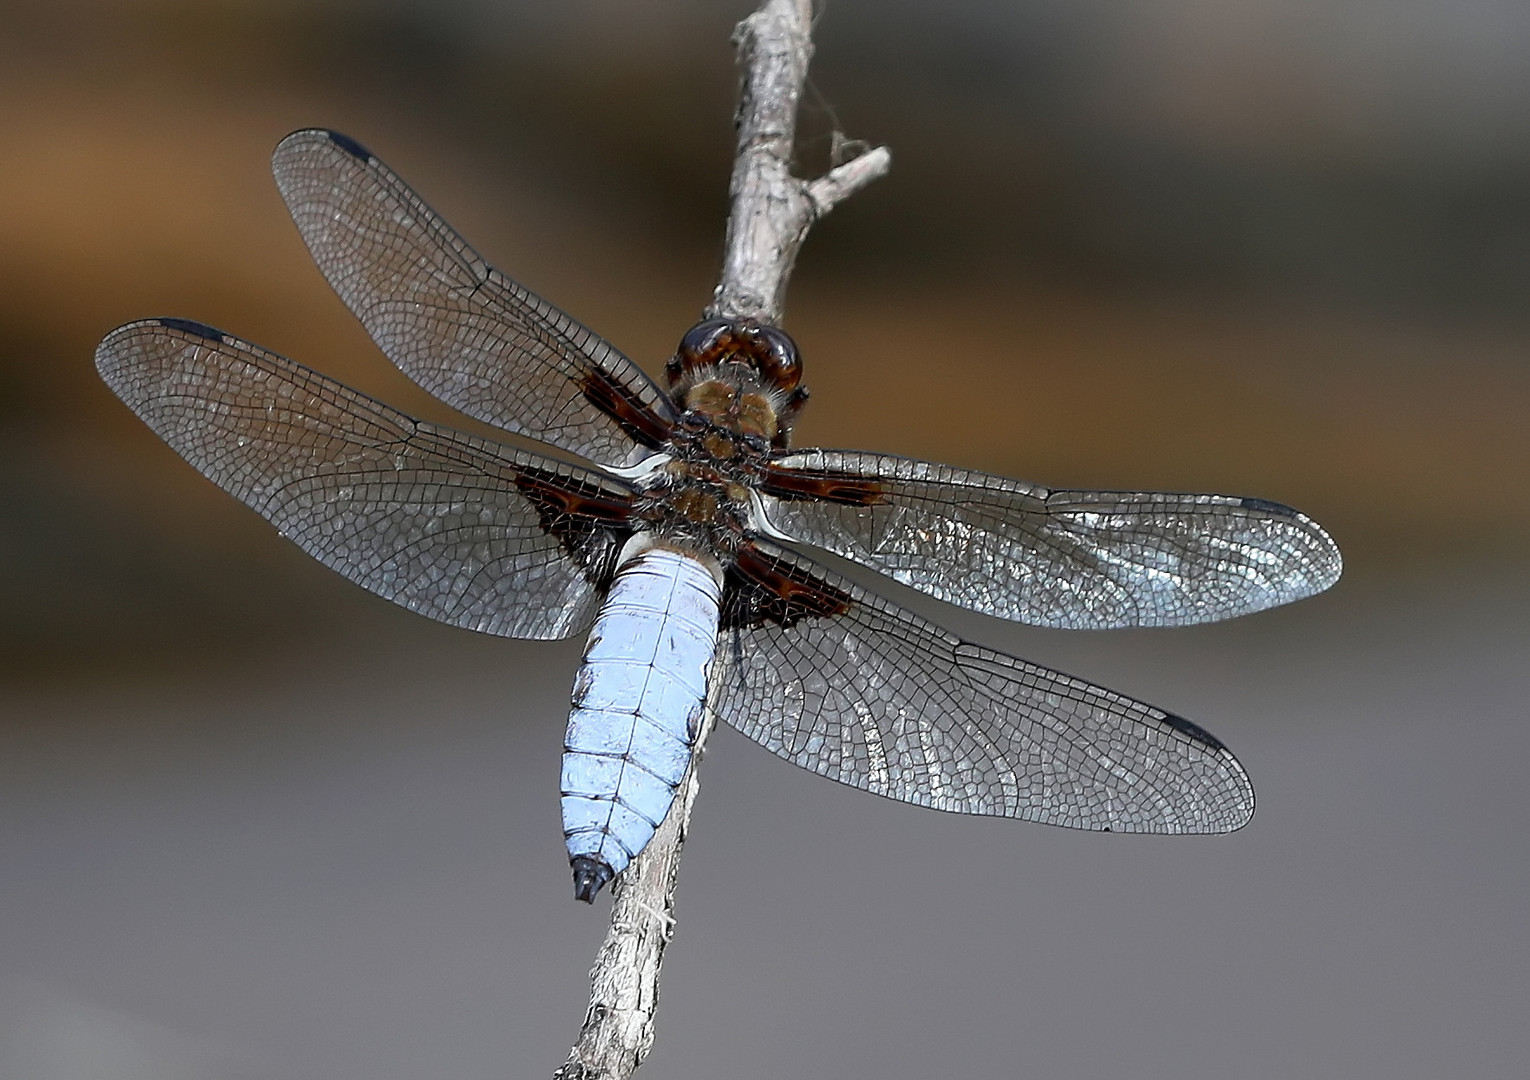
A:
2;1;1527;1077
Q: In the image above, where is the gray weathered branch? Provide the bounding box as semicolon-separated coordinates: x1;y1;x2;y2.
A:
708;0;891;325
554;2;887;1077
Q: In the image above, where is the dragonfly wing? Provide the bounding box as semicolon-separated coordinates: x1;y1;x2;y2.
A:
271;128;676;469
710;540;1253;833
96;318;636;640
759;449;1341;629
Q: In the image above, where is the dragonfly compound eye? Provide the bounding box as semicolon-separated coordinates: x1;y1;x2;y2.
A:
672;318;803;393
747;325;803;392
673;318;735;378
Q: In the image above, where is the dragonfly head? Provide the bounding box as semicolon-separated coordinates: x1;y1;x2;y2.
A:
665;317;810;449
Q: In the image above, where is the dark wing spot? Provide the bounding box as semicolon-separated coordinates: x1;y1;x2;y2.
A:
1158;709;1232;754
1239;496;1298;518
723;544;853;630
156;317;225;343
325;130;374;162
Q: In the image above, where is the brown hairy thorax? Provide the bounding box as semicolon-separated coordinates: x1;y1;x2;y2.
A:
663;317;809;450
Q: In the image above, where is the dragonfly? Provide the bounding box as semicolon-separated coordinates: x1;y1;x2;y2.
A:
96;129;1342;902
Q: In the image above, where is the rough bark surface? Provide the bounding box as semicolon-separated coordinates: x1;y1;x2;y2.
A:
707;1;892;324
554;3;888;1077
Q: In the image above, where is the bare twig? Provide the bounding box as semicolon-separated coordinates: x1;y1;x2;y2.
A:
708;0;891;325
554;3;887;1077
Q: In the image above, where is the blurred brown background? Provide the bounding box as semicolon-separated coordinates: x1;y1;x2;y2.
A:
2;1;1527;1078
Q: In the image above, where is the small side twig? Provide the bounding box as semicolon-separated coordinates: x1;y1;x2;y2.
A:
554;3;887;1078
708;0;890;325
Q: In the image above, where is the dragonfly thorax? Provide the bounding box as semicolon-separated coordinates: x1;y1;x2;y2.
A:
681;378;782;444
631;453;753;561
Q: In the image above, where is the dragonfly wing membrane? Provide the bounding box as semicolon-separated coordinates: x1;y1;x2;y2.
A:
710;540;1254;833
761;448;1341;629
272;128;675;468
96;319;634;640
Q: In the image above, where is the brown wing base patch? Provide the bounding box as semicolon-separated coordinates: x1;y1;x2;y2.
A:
759;462;884;506
723;544;854;630
579;368;675;451
513;468;635;584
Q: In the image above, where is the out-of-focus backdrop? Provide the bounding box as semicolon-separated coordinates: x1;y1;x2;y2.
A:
2;1;1527;1077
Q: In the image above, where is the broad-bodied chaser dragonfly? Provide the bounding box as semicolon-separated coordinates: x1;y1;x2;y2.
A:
97;130;1341;902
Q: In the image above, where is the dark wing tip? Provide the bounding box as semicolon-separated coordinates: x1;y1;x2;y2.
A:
274;128;373;163
1237;495;1344;596
154;317;226;343
1159;708;1256;832
96;318;226;388
571;856;614;903
95;318;234;408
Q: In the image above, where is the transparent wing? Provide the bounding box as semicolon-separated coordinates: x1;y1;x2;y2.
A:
96;318;636;640
271;128;676;469
710;540;1253;833
759;449;1341;630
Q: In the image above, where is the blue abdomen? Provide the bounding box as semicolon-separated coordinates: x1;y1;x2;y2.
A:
561;542;721;900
